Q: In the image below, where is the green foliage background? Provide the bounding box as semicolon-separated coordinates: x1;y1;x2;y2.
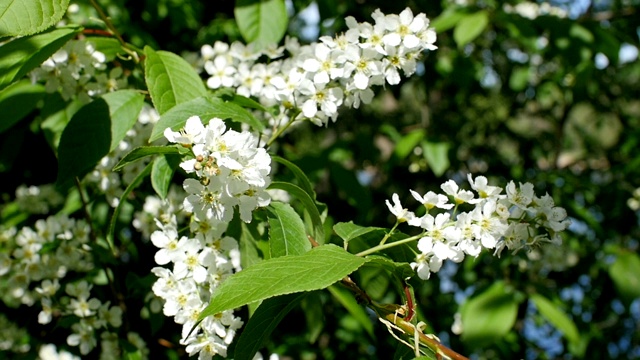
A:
1;0;639;359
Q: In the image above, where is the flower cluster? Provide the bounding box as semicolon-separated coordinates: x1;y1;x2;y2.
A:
0;213;149;357
200;7;436;126
142;115;272;358
386;174;571;280
31;39;127;103
146;194;245;358
164;116;272;223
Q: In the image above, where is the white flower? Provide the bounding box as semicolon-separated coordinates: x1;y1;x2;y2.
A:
204;56;237;89
67;321;97;355
164;115;207;145
441;180;475;204
298;80;344;122
410;189;453;210
386;193;416;223
506;181;535;209
150;228;188;265
470;200;508;249
467;174;503;201
302;43;345;84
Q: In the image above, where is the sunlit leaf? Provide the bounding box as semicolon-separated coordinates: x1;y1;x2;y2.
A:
460;281;518;348
267;201;311;257
198;244;366;320
0;25;80;91
144;46;207;115
453;11;489;48
235;0;288;46
0;0;70;37
530;293;580;344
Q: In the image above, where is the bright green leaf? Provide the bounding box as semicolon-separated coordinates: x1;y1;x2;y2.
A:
56;90;144;190
453;11;489;48
198;244;367;320
268;181;324;244
460;281;518;348
509;66;530;91
150;96;264;142
144;46;207;115
362;255;415;281
0;79;45;133
151;155;175;199
333;221;386;244
530;293;580;344
569;24;593;43
422;141;450;177
394;129;424;159
233;293;307;360
0;0;70;37
112;145;180;171
267;201;311;257
430;8;466;33
0;25;81;91
609;251;640;305
235;0;288;46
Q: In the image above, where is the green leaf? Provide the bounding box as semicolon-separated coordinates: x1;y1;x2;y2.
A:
0;0;70;37
56;90;145;190
430;8;466;33
113;145;180;171
394;129;424;159
609;251;640;305
198;244;366;320
268;181;324;244
150;96;265;142
328;285;374;337
40;94;84;152
144;46;207;115
235;0;288;46
0;25;81;91
530;293;580;344
509;66;530;91
151;155;175;199
333;221;386;244
267;201;311;257
212;88;268;112
271;155;316;200
0;79;45;133
460;281;518;348
233;293;307;360
453;11;489;48
361;255;415;281
421;141;450;177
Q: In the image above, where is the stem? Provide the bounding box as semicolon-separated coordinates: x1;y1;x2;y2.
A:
379;221;399;245
385;313;469;360
356;233;423;257
74;177;99;246
266;110;300;147
89;0;140;63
